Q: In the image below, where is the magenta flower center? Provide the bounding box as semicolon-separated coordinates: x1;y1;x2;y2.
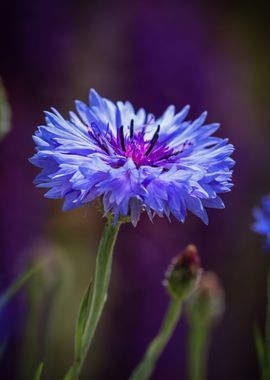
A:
88;119;191;169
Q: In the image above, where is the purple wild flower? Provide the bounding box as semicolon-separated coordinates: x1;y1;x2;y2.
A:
252;195;270;248
30;89;234;226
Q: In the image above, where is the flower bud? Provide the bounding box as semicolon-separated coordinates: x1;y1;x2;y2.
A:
164;244;201;301
186;271;225;326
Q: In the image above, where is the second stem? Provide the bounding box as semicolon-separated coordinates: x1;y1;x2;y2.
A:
130;299;182;380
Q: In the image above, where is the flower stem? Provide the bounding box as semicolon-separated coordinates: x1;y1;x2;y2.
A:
263;267;270;379
188;320;210;380
266;268;270;362
65;218;121;379
129;299;182;380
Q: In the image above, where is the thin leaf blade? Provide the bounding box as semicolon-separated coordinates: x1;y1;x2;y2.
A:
34;362;44;380
0;78;11;140
254;323;265;374
74;280;92;358
0;264;41;310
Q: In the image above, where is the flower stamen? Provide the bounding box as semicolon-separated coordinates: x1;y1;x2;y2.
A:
120;125;126;152
145;124;160;156
130;119;134;139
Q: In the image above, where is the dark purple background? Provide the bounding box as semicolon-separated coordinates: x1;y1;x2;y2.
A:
1;1;270;379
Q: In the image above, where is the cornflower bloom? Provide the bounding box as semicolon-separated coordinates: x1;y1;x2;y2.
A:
30;89;234;226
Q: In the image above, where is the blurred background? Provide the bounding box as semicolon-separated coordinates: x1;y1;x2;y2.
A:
0;1;270;379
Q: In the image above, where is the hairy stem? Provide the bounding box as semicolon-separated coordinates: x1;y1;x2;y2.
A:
188;320;210;380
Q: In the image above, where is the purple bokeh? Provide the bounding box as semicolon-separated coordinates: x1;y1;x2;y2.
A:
1;1;270;379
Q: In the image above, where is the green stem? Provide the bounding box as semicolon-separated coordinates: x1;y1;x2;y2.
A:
188;321;210;380
263;267;270;379
129;299;182;380
253;324;265;378
266;268;270;363
65;218;121;379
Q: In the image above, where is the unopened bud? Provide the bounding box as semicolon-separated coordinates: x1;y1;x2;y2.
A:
186;271;225;325
164;244;201;301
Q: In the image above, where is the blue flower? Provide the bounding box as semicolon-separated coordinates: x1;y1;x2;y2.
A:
30;89;234;226
252;196;270;248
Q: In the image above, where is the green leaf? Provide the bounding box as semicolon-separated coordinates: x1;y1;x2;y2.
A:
65;280;93;380
34;362;44;380
0;78;11;140
63;219;122;380
74;280;92;358
254;324;265;374
63;367;76;380
0;264;41;310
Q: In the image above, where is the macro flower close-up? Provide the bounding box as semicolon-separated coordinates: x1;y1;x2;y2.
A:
30;89;234;226
2;2;270;380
